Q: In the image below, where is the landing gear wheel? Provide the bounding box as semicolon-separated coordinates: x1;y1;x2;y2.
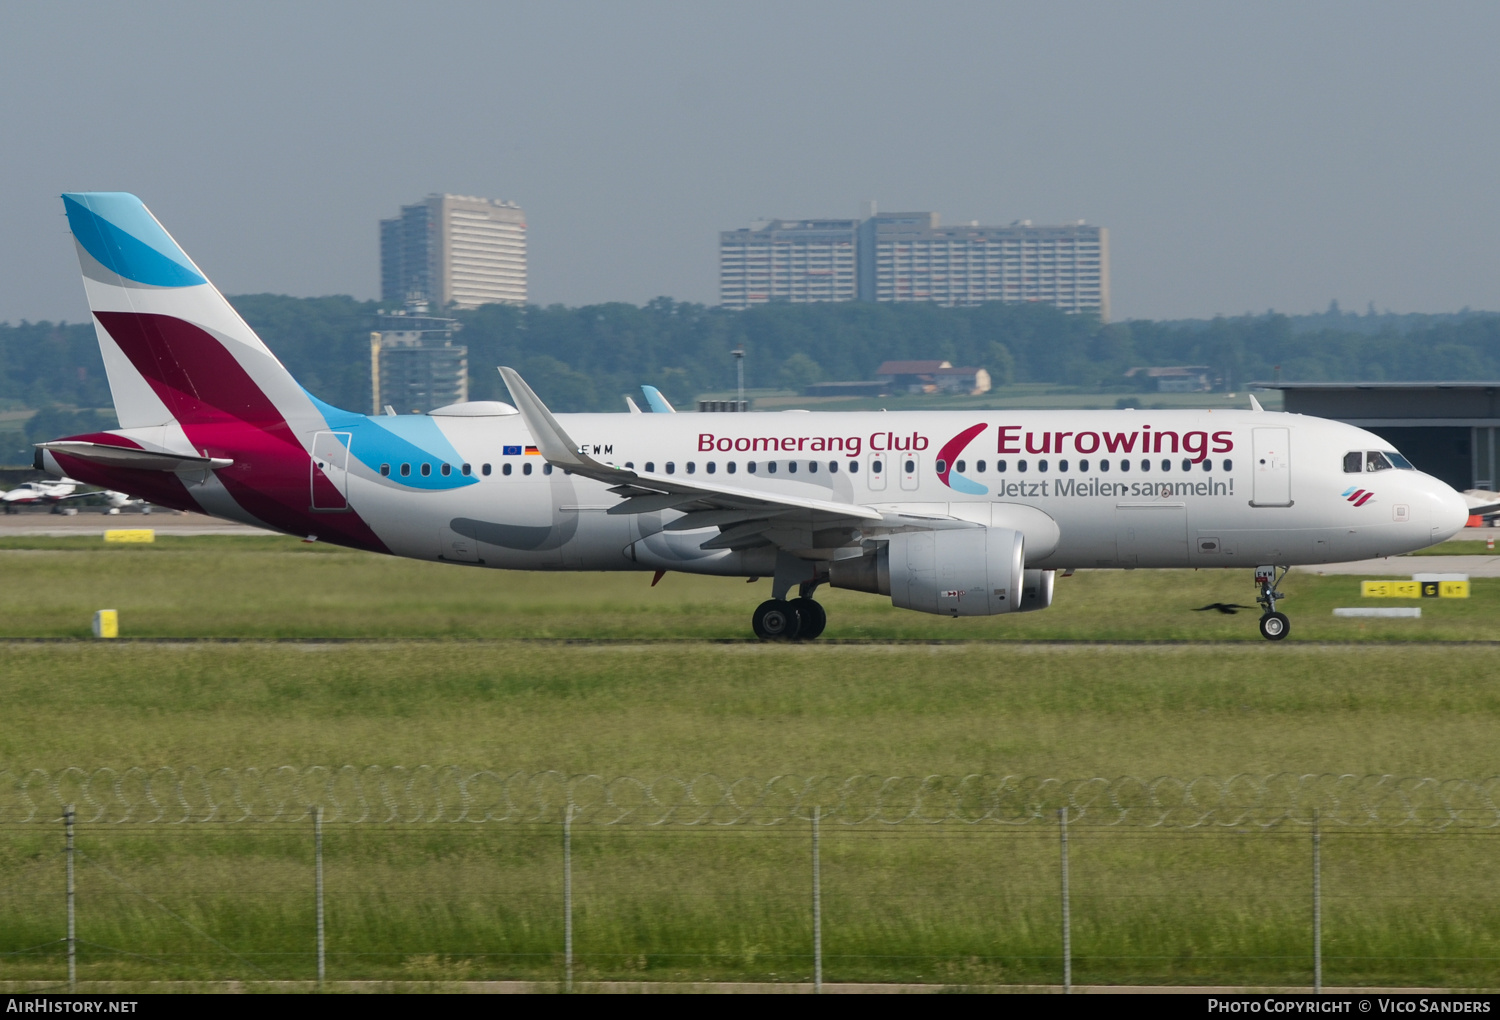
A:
752;599;802;641
1259;612;1290;641
788;598;826;641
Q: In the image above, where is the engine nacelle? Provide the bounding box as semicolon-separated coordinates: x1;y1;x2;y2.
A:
1015;568;1055;613
830;527;1026;617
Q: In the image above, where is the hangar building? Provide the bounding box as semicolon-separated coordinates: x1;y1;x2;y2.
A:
1261;383;1500;494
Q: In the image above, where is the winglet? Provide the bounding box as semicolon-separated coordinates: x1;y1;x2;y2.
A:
498;367;592;468
1248;393;1265;412
641;385;675;414
625;395;642;414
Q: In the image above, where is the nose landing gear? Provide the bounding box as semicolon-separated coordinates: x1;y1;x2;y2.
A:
1255;565;1291;641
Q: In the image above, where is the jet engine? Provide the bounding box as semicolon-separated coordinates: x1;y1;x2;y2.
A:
829;527;1026;617
1015;569;1055;613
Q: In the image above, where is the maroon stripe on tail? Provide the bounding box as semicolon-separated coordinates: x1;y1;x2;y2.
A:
94;311;289;429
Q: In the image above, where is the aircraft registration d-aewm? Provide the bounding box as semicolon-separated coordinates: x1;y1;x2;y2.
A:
39;194;1470;641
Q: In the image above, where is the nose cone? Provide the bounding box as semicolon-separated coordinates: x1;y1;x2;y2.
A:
1428;483;1471;544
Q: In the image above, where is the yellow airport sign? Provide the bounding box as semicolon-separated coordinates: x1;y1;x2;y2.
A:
92;609;118;639
104;529;155;543
1362;580;1469;599
1361;581;1420;598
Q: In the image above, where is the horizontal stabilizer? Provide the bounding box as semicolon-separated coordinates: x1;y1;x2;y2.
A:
37;441;233;472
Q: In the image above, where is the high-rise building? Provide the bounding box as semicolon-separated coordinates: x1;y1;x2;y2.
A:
720;209;1109;319
370;307;468;414
860;213;1108;318
380;194;526;310
718;219;859;310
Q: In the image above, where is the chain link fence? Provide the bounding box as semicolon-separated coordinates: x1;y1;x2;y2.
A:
4;767;1500;828
4;769;1500;991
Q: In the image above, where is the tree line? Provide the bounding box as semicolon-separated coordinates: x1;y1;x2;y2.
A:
1;297;1498;454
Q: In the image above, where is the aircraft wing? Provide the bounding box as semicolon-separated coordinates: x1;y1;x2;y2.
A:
500;367;883;557
1463;489;1500;517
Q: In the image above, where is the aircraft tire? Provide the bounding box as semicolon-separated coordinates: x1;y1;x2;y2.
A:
788;598;826;640
753;599;802;641
1259;611;1290;641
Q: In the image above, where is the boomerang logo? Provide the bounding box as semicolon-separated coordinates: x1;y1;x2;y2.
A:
1342;486;1375;506
936;423;989;495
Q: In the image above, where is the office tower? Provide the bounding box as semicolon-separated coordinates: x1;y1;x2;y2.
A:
719;210;1109;318
370;307;468;413
859;213;1108;318
718;219;859;310
380;194;526;310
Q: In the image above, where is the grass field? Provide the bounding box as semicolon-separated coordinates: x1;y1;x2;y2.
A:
1;534;1497;989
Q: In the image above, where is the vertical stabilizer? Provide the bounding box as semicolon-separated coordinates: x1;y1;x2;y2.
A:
63;193;327;436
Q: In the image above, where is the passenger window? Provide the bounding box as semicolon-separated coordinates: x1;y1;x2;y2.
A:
420;463;431;477
461;463;471;476
543;463;553;475
501;463;511;475
828;461;838;473
976;460;986;473
997;460;1007;473
748;462;757;473
665;462;675;475
625;462;634;469
904;459;915;473
936;459;948;473
645;462;655;472
1344;452;1363;473
1181;459;1191;472
706;462;716;474
1120;459;1130;472
400;463;411;477
523;463;532;476
787;462;797;474
1018;460;1028;473
847;461;858;474
808;461;817;473
440;463;451;476
1100;460;1109;472
1059;459;1069;472
686;462;695;474
1162;460;1172;472
1079;459;1089;472
954;460;965;473
1038;459;1049;472
871;460;881;474
767;462;777;474
1367;451;1393;472
380;464;390;477
728;462;737;474
1221;459;1232;471
1139;459;1149;472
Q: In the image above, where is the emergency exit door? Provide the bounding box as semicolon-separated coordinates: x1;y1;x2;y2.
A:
1251;427;1292;507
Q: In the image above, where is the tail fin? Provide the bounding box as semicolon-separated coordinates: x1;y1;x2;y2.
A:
63;193;327;434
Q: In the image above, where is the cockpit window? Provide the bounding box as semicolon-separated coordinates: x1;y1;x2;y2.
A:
1366;451;1394;472
1343;452;1362;473
1386;451;1415;470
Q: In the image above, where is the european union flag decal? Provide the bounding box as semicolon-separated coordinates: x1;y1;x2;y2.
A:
502;445;522;456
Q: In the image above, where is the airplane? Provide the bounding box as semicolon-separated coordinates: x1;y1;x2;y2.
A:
36;193;1471;641
0;477;135;513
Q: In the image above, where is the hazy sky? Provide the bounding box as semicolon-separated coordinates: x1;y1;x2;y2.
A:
4;1;1499;324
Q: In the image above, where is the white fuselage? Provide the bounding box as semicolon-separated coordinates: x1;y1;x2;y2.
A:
271;407;1468;573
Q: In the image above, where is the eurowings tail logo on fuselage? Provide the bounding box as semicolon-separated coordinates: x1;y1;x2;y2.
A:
936;423;990;495
1342;486;1375;506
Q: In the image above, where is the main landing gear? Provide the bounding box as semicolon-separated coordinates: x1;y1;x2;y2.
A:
752;582;828;642
1255;565;1291;641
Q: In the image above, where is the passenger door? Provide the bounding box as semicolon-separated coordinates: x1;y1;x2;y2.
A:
310;431;351;511
1251;427;1292;507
